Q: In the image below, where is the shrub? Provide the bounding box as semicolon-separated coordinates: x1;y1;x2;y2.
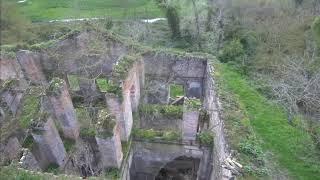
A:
80;127;96;138
105;167;120;180
45;163;59;175
198;131;214;146
139;104;183;119
218;39;244;63
20;95;40;129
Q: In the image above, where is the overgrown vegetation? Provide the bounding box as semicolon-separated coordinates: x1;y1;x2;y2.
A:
48;78;65;96
197;130;214;146
96;78;122;99
139;104;183;119
45;163;60;175
216;63;320;179
62;138;76;153
104;167;120;180
20;94;41;129
67;74;80;91
184;98;201;111
169;84;184;98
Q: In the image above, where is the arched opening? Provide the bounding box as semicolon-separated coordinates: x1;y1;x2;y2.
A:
155;156;200;180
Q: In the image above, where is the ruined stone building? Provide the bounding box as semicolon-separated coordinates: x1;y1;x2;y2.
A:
0;30;234;179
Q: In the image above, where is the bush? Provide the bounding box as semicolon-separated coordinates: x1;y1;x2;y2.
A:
218;39;244;63
198;131;214;146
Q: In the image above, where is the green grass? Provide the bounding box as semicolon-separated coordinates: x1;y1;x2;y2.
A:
216;63;320;179
20;95;41;129
67;74;80;91
169;84;184;98
11;0;163;21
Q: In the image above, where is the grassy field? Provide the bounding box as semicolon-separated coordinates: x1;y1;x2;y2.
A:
216;63;320;179
9;0;163;21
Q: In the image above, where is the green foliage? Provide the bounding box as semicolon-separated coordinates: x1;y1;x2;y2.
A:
0;79;18;91
62;138;75;153
80;127;97;138
218;39;244;63
22;135;35;149
67;74;80;91
96;78;122;98
139;104;183;119
48;77;64;96
240;31;258;57
169;84;184;97
312;17;320;47
20;95;41;129
113;55;139;80
198;131;214;146
96;110;116;138
45;164;60;175
155;0;181;38
105;167;120;180
132;128;180;141
217;63;320;179
184;98;201;110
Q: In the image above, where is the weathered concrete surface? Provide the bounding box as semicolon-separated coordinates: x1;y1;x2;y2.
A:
49;80;79;140
182;110;199;142
32;117;67;169
121;91;133;141
16;50;47;85
140;116;182;131
123;61;143;112
2;91;23;115
130;142;210;180
4;137;22;161
143;53;207;79
96;123;123;168
0;58;24;80
41;31;128;78
204;62;233;180
19;148;41;171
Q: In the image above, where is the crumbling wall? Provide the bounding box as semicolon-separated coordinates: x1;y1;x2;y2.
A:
16;50;47;85
41;31;128;78
204;62;232;180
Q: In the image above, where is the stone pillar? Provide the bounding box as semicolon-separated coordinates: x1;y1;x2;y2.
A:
31;117;67;169
16;50;47;85
49;79;79;140
182;110;199;142
96;123;123;168
122;91;133;141
105;93;126;140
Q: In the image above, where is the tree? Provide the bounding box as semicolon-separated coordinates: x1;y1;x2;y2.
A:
155;0;181;38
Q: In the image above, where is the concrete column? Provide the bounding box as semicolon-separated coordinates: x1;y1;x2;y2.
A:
96;123;123;168
32;117;67;169
49;80;79;140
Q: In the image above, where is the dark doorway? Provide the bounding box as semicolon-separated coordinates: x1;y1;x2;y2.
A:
155;156;200;180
